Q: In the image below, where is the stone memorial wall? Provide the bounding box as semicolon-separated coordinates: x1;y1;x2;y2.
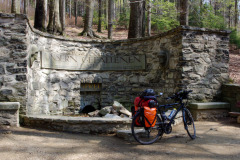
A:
0;13;230;115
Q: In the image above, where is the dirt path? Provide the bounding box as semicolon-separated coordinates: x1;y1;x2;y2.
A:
0;119;239;160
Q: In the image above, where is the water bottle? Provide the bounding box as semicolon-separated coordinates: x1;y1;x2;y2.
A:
168;108;177;120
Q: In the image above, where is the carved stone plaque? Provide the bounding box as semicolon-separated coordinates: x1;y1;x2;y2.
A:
41;52;146;71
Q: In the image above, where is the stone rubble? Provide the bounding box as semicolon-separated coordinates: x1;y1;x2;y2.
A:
88;101;132;118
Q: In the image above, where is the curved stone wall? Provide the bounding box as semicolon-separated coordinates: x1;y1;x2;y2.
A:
0;13;230;115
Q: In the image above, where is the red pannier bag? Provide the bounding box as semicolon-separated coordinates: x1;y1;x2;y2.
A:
143;106;157;128
132;97;157;127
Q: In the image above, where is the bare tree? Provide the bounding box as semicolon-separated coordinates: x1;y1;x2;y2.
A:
97;0;102;32
80;0;100;38
60;0;66;33
11;0;20;14
105;0;108;29
128;0;144;39
69;0;72;18
34;0;48;32
147;1;152;37
47;0;62;34
229;4;232;28
108;0;114;39
235;0;238;29
180;0;189;25
24;0;29;14
142;0;146;37
74;0;78;26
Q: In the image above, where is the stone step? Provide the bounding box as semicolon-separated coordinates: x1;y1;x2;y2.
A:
21;115;131;134
188;102;230;121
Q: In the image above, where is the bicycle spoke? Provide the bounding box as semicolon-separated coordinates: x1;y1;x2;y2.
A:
131;113;163;145
183;108;196;139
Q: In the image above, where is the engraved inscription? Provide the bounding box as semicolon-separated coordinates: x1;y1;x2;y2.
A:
41;52;146;71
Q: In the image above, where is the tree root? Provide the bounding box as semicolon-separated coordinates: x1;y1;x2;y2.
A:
79;29;103;39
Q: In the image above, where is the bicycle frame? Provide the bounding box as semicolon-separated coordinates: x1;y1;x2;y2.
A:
158;100;186;126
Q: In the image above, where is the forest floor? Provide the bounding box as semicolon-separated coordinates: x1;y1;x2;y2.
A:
0;118;239;160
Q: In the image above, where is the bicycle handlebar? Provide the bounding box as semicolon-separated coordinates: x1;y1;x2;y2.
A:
167;90;192;101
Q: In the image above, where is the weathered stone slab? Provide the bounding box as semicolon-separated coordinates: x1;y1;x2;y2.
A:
189;102;230;121
0;102;20;110
21;115;131;134
41;52;146;71
0;102;20;127
189;102;230;110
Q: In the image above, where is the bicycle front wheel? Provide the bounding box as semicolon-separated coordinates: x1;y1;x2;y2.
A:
131;112;163;145
183;108;196;139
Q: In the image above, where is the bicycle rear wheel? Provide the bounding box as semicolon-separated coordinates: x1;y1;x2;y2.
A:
131;112;163;145
183;108;196;139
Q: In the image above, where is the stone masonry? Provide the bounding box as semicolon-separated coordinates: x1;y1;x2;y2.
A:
0;13;230;116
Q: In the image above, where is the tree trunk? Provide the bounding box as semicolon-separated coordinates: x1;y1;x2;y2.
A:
108;0;114;39
74;0;78;26
180;0;189;25
11;0;20;13
69;0;72;18
142;0;146;37
128;0;144;39
147;2;152;37
106;0;108;29
60;0;66;34
80;0;84;16
235;0;238;29
97;0;102;32
122;0;127;29
80;0;100;38
229;5;232;28
24;0;29;14
34;0;48;32
47;0;62;34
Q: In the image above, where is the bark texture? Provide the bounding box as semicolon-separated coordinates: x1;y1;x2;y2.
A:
60;0;66;33
80;0;100;38
47;0;62;34
11;0;20;14
34;0;48;32
128;0;144;39
24;0;29;14
180;0;189;25
108;0;114;39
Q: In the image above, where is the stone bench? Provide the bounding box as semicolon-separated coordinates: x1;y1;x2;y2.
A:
21;115;131;134
0;102;20;127
188;102;230;121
